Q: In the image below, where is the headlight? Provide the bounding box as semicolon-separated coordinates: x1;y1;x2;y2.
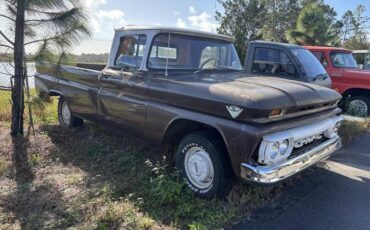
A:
270;142;280;159
261;139;293;165
279;139;289;156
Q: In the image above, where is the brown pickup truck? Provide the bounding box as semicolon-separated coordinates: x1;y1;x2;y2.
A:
35;26;343;199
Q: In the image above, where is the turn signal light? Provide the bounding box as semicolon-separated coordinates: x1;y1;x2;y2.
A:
269;109;282;117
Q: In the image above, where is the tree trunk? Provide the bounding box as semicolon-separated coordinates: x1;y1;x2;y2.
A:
11;0;26;136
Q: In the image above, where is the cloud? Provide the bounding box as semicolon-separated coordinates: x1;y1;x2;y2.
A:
176;18;187;28
97;10;125;21
82;0;107;9
188;12;218;32
82;0;125;34
189;6;196;14
173;11;180;16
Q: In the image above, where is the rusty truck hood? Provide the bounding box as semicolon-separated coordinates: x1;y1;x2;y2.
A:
156;72;341;122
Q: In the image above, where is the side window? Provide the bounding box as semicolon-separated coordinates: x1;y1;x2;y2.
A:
115;35;147;69
311;51;328;67
252;48;297;78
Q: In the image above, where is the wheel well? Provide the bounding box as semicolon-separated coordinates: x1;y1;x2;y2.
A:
160;119;233;174
38;91;63;102
342;88;370;99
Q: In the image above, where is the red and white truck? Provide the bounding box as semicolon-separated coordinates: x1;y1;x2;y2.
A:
306;46;370;116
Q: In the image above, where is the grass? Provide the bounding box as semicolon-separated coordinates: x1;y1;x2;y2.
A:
0;90;57;124
0;91;281;229
339;115;370;144
0;91;11;122
0;90;369;229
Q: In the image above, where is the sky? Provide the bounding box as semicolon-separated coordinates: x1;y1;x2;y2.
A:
84;0;220;38
86;0;370;39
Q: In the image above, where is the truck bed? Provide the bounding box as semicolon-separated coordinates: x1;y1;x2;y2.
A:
35;62;102;120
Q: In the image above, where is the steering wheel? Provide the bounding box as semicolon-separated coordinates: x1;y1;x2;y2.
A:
199;58;216;69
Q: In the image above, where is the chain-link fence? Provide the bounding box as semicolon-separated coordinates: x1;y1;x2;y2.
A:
0;37;111;90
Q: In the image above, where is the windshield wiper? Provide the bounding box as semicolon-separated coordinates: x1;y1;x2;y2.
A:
194;66;240;74
312;73;328;81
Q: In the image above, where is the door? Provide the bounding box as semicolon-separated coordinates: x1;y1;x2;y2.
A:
98;35;150;140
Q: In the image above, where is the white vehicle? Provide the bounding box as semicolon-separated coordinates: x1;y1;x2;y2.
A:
352;50;370;70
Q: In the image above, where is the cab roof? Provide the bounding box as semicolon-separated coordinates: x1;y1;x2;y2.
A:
249;40;303;49
304;46;351;53
115;25;234;42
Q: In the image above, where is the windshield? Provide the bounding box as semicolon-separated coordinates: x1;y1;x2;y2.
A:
147;33;243;71
330;52;358;68
291;48;327;78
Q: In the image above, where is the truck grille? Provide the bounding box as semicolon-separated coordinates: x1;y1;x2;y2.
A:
288;102;337;114
288;138;328;159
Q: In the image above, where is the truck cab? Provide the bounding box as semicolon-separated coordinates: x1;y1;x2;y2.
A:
244;41;332;88
306;46;370;116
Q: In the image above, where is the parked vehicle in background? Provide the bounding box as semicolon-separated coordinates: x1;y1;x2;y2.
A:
35;26;343;199
352;50;370;70
244;41;332;88
306;46;370;116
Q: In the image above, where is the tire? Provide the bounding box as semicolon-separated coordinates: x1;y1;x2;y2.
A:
58;97;84;128
345;96;370;116
175;130;234;199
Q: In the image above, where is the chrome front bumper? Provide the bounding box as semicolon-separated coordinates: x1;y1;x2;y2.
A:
241;137;341;184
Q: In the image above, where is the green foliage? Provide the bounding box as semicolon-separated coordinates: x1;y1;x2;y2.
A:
33;50;76;64
216;0;267;61
344;37;370;50
150;168;185;205
286;2;340;46
188;222;208;230
340;5;370;49
215;0;350;60
1;0;91;62
260;0;301;42
0;90;58;123
338;118;370;144
29;153;42;166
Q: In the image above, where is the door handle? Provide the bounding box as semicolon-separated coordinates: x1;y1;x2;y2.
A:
101;74;110;80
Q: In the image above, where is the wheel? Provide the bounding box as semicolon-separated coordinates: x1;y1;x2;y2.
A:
345;96;370;116
58;97;84;128
175;130;234;199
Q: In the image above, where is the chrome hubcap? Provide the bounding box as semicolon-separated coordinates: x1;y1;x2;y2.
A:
349;100;368;115
184;147;214;189
61;102;71;125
